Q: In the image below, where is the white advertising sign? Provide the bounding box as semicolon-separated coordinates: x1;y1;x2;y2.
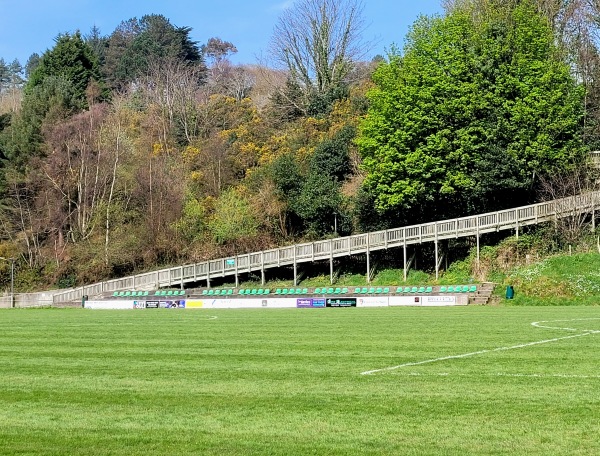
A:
84;300;134;310
356;297;389;307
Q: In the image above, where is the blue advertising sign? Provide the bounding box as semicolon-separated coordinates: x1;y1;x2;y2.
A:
296;298;326;308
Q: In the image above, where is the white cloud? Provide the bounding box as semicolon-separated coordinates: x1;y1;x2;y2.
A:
269;0;294;12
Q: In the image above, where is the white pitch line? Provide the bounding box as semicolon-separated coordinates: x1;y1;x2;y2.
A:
360;332;591;376
398;372;600;380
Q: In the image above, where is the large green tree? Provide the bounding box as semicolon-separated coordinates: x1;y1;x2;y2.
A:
357;2;586;227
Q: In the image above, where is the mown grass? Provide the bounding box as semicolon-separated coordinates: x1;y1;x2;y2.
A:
1;306;600;455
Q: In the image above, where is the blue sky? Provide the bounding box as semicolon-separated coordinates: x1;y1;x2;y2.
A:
0;0;443;66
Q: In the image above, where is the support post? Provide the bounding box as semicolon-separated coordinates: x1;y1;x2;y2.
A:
330;240;334;285
366;234;371;284
10;258;14;308
403;229;407;282
592;193;596;232
434;223;439;280
293;247;297;286
261;252;265;286
234;256;239;288
476;216;480;266
180;266;184;289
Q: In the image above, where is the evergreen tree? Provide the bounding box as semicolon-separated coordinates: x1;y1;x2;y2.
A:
26;31;102;108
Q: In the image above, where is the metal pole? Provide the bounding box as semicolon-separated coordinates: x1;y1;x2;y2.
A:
10;258;14;308
0;257;15;308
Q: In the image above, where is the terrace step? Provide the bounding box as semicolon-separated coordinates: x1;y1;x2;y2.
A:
469;282;495;305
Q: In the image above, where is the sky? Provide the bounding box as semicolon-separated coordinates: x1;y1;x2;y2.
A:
0;0;443;66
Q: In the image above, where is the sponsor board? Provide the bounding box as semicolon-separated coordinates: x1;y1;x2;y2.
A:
326;298;357;307
357;297;389;307
87;295;463;310
389;295;462;307
296;298;326;308
158;300;186;309
85;300;134;310
421;295;461;306
389;296;423;307
202;299;296;309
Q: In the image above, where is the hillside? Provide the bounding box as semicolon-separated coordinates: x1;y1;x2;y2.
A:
0;1;599;293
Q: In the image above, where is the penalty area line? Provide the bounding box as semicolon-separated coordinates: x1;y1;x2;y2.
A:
360;332;591;376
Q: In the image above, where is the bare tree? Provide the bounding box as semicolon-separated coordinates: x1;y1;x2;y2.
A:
269;0;367;112
538;166;599;245
42;104;111;244
138;57;206;145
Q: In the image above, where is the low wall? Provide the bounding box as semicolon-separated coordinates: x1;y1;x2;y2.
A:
0;293;54;308
84;294;467;310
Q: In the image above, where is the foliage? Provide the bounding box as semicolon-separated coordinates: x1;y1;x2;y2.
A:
103;15;204;90
2;4;598;291
26;32;102;107
208;188;259;244
269;0;366;114
171;193;208;244
357;2;586;226
503;253;600;304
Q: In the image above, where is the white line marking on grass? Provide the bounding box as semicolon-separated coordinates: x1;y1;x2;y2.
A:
398;372;600;380
361;318;600;376
532;318;600;333
360;333;590;375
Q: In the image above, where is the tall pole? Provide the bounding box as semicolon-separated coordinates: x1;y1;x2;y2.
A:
0;257;15;308
10;258;14;308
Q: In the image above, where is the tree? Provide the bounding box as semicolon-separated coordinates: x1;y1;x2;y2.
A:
208;188;259;245
140;57;205;145
103;15;204;90
0;59;9;92
85;25;108;69
25;53;41;79
357;2;586;227
269;0;366;114
26;32;102;108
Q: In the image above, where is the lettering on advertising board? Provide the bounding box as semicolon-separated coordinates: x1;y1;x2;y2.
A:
158;300;186;309
426;296;455;302
145;301;160;309
326;298;357;307
296;298;326;308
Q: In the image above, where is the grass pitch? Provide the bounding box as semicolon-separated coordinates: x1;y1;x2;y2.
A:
1;306;600;455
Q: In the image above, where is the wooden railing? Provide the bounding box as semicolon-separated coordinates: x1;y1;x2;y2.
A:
47;190;600;304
